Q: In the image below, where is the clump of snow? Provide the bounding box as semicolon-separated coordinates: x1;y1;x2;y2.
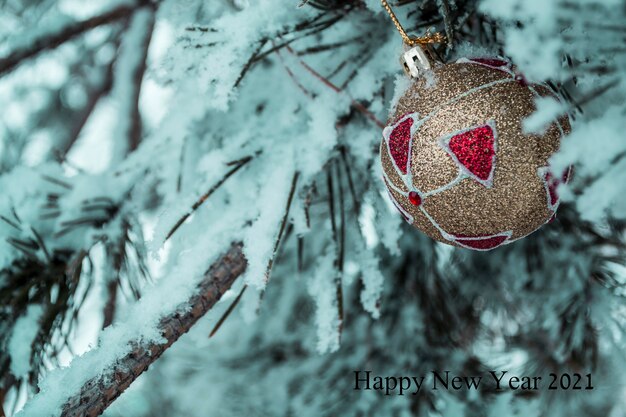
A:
389;74;411;115
480;0;564;82
550;107;626;222
363;0;384;13
233;0;250;10
9;305;43;378
523;96;566;134
550;107;625;180
422;67;437;89
242;156;295;291
356;247;383;319
504;30;563;82
307;250;340;353
450;41;499;61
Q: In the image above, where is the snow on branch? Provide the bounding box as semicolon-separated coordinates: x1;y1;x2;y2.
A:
16;243;246;417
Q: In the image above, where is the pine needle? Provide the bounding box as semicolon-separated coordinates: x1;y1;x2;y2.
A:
164;156;253;242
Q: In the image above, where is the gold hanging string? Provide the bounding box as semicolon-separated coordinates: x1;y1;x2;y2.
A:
380;0;446;46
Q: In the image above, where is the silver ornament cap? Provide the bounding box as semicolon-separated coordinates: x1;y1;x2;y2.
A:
401;46;431;78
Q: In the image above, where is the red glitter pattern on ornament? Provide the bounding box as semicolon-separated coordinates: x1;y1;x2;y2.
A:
447;125;495;181
388;117;413;174
454;234;508;250
469;58;510;68
408;191;421;206
543;167;570;208
545;172;559;206
515;73;528;86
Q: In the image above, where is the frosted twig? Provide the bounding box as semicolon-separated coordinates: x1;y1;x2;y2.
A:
297;182;316;272
0;215;21;231
275;46;313;97
252;15;345;63
263;172;300;285
40;175;72;190
29;227;50;262
164;156;253;241
326;161;344;337
334;160;345;337
339;146;360;215
234;38;267;88
297;37;360;56
209;285;247;338
436;0;454;47
285;46;385;128
297;236;304;272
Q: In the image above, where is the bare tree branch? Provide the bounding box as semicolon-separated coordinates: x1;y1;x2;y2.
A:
127;9;156;152
102;222;129;329
0;2;153;77
58;33;122;159
0;386;6;417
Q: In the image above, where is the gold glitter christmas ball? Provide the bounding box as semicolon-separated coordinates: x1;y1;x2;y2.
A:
380;58;571;250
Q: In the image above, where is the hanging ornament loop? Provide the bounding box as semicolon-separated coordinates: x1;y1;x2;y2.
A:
380;0;446;78
380;0;447;47
402;46;431;78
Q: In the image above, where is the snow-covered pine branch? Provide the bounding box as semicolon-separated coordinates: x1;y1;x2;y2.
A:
0;0;625;416
17;243;245;417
